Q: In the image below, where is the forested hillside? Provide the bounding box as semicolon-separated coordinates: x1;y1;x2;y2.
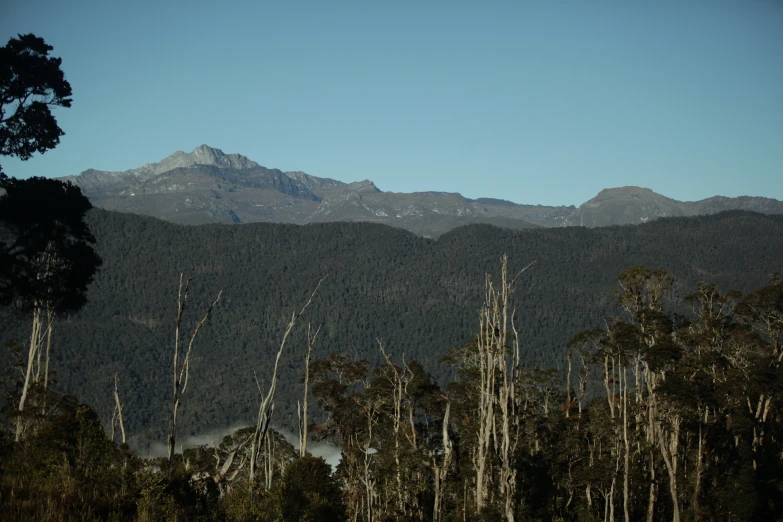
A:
2;209;781;451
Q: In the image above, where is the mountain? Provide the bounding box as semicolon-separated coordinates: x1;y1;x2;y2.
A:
58;145;783;235
566;187;687;227
564;186;783;227
60;144;260;195
2;209;781;450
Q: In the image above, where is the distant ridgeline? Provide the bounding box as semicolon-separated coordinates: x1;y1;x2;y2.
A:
2;208;782;450
58;145;783;237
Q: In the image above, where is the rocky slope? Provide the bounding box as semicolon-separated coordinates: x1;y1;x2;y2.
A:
58;145;783;235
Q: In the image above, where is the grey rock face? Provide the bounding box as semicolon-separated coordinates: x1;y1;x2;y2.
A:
56;147;783;236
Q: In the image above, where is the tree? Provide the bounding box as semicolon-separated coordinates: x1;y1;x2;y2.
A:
281;456;346;522
0;33;95;440
0;174;102;440
167;274;221;465
0;33;72;167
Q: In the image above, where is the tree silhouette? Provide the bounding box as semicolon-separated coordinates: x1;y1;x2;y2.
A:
0;174;101;312
0;33;73;168
0;174;102;439
0;33;99;440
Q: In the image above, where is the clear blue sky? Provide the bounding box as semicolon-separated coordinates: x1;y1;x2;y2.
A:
1;1;781;206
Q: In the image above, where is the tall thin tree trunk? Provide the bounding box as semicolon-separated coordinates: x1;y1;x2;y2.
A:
657;418;681;522
361;401;377;522
168;275;221;465
16;305;43;441
113;372;126;445
622;365;630;522
433;400;453;522
298;324;318;457
379;342;406;515
250;278;324;483
605;354;615;418
43;306;54;391
693;416;704;521
645;365;657;522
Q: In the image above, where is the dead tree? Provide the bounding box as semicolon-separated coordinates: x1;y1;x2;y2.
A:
359;396;379;522
621;365;630;522
432;398;454;522
298;323;321;458
190;434;252;497
111;372;126;445
474;271;499;514
168;274;222;464
379;341;407;516
401;359;419;450
249;277;325;484
474;255;533;521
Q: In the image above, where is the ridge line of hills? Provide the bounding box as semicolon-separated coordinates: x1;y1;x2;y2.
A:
57;144;783;237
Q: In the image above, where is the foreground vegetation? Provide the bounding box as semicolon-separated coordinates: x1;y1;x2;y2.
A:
2;261;781;521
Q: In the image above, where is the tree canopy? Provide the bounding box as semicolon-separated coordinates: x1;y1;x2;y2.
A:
0;33;72;167
0;173;101;312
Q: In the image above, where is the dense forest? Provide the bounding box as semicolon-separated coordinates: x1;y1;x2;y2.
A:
2;209;782;452
2;251;782;521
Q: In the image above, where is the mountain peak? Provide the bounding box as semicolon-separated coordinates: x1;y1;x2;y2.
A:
572;186;684;227
158;145;259;172
190;144;222;158
346;179;381;194
593;186;662;199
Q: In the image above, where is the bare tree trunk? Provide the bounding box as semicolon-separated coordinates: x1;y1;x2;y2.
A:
475;272;498;514
379;342;406;516
578;352;589;417
43;306;54;392
298;324;319;457
433;400;453;522
622;365;630;522
112;372;126;445
604;354;615;419
168;275;222;465
474;255;532;520
250;278;324;484
16;305;44;441
645;365;657;522
360;400;378;522
402;359;418;450
16;249;59;440
264;428;276;491
657;418;681;522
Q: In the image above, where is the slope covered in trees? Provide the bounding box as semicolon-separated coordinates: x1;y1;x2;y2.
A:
2;259;781;521
2;209;782;451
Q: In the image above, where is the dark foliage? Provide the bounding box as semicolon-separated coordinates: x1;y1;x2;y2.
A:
1;209;781;450
0;33;72;163
0;174;102;313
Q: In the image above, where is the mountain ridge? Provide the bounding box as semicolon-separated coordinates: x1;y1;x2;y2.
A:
57;145;783;236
